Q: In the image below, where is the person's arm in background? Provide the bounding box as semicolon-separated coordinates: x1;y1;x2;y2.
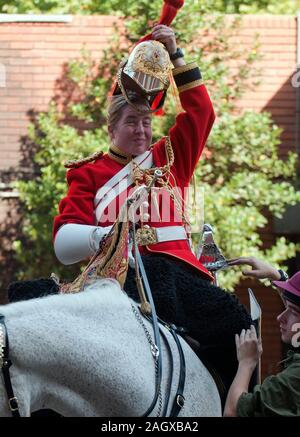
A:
227;257;283;281
223;325;262;417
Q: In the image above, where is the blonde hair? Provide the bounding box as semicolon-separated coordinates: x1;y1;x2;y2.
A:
107;92;150;131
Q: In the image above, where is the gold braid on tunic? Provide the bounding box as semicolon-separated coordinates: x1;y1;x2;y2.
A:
59;137;193;295
64;151;104;169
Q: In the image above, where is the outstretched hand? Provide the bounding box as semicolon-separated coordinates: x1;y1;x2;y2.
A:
236;325;263;369
227;257;281;281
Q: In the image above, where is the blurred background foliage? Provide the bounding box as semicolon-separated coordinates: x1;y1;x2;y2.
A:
1;0;300;15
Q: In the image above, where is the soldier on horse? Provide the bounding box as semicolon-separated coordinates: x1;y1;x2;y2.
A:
52;0;252;405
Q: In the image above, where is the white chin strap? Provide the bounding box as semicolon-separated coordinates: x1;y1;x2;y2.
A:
54;224;112;265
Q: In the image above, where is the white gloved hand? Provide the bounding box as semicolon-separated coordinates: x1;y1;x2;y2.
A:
90;226;113;252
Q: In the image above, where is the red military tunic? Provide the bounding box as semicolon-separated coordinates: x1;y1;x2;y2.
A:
53;62;215;281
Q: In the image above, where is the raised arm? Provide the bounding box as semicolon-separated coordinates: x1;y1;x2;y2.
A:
152;25;215;183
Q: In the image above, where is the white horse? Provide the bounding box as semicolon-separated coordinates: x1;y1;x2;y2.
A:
0;279;221;417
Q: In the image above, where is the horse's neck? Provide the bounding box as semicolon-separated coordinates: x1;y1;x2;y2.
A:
0;280;222;417
0;301;44;416
0;280;151;416
1;296;70;415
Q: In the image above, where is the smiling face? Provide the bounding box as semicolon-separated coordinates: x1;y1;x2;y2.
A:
109;104;153;157
277;298;300;345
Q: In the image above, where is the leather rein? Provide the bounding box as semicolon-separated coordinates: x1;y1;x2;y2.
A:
0;314;20;417
134;240;186;417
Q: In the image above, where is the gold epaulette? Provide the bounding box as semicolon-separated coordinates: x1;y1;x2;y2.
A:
64;151;104;169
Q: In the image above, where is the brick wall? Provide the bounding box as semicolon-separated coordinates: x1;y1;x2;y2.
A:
233;15;297;157
0;15;118;173
0;15;299;379
230;15;298;379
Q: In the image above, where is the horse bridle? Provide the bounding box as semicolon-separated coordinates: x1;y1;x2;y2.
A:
0;314;20;417
134;246;186;417
144;313;187;417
